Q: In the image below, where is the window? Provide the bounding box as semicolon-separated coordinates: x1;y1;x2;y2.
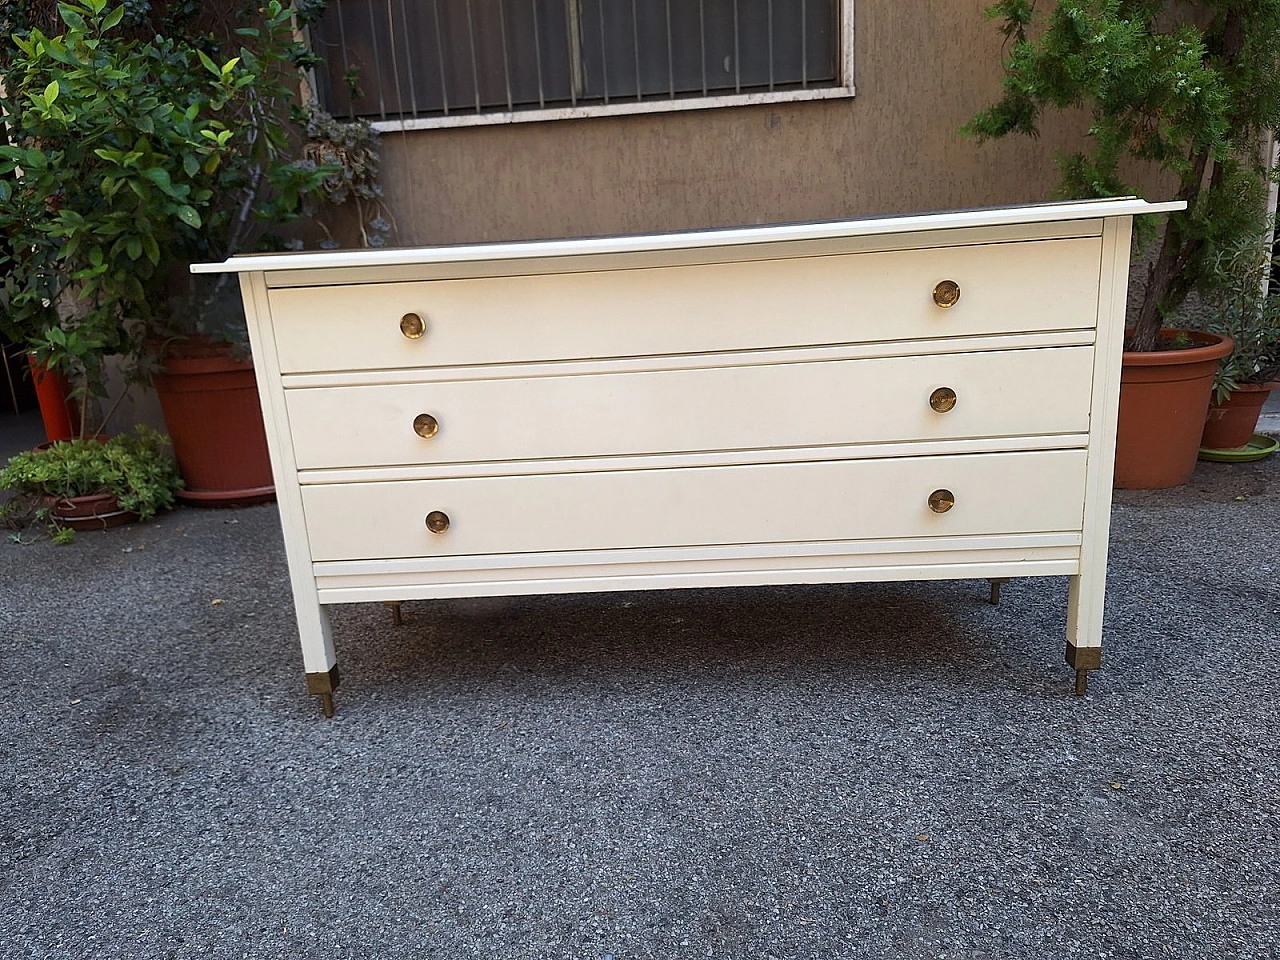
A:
309;0;850;130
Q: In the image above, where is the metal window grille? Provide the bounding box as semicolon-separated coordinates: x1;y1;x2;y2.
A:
310;0;841;122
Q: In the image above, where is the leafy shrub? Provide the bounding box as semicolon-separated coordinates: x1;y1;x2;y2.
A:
0;0;338;424
0;427;183;528
965;1;1280;352
1198;227;1280;402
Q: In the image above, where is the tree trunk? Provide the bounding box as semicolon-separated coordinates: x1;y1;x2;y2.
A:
1131;5;1248;352
1130;149;1210;352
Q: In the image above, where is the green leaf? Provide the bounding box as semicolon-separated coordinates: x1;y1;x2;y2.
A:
142;233;159;264
183;154;200;178
126;237;143;260
196;49;220;77
139;167;175;195
101;4;124;29
44;81;60;104
57;4;87;31
175;206;202;228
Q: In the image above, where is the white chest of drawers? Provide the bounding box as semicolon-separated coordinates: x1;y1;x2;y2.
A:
195;198;1181;715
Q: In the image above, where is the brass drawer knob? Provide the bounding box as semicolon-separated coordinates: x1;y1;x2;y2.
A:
929;387;957;413
928;489;955;514
400;312;426;339
425;510;450;534
932;280;961;308
413;413;439;439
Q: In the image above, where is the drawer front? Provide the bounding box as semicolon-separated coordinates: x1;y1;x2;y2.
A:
286;347;1094;469
269;238;1103;373
300;450;1088;561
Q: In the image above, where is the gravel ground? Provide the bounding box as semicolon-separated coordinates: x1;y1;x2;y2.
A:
1;456;1277;959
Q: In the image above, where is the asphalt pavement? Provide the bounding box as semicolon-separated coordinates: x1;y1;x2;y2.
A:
1;413;1278;959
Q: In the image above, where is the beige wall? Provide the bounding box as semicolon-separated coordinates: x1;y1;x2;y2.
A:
374;0;1172;247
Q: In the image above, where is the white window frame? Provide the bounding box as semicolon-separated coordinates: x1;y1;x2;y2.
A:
362;0;854;134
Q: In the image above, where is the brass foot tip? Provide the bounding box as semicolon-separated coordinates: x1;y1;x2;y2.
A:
1073;669;1089;696
385;600;403;627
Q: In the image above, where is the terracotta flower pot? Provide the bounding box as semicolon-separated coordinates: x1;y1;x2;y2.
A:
151;339;275;507
27;356;77;443
1201;382;1279;450
1114;330;1234;490
49;492;139;531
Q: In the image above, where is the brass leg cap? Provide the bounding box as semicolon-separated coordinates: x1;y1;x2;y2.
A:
306;665;341;718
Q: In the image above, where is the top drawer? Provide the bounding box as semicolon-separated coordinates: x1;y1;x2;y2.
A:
268;237;1103;374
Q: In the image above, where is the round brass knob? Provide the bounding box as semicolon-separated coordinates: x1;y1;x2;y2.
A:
400;312;426;339
929;387;958;413
932;280;961;308
413;413;439;439
425;510;450;534
928;489;955;514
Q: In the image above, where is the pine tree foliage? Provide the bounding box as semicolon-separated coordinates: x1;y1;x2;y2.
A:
965;1;1280;351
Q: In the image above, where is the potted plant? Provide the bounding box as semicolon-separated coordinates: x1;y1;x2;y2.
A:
0;0;240;440
965;1;1280;488
0;0;366;502
0;426;183;541
1198;228;1280;450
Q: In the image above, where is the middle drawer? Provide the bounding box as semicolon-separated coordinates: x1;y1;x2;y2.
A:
285;346;1094;470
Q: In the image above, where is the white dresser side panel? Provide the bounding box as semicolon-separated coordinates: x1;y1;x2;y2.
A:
238;272;336;675
1068;215;1134;652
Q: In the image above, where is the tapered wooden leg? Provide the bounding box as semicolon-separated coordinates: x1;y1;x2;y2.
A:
297;602;339;716
385;600;403;626
1067;574;1104;697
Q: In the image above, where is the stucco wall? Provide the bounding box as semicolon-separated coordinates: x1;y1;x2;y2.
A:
372;0;1172;247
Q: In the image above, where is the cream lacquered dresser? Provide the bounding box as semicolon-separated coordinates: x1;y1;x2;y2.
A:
194;198;1182;716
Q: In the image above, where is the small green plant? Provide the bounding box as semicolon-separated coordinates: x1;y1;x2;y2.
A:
0;426;183;540
1195;226;1280;403
296;107;393;250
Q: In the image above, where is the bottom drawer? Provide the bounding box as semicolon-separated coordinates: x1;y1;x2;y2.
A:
300;450;1088;562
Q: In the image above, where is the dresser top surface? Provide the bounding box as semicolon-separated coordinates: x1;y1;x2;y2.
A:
192;197;1184;276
